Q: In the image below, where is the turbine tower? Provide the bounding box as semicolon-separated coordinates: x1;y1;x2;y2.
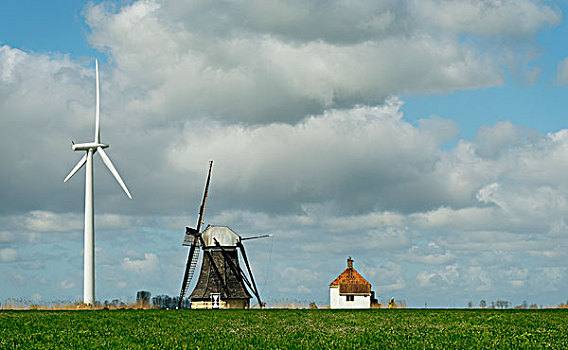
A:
64;59;132;305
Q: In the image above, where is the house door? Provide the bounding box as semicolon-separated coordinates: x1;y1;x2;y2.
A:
211;293;220;309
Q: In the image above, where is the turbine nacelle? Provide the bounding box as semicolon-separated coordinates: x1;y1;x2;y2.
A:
72;142;109;151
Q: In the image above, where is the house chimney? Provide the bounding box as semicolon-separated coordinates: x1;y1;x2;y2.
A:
347;257;353;268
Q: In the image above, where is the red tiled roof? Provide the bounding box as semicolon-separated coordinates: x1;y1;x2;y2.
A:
329;267;371;287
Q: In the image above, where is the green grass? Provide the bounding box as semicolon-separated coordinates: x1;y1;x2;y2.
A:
1;309;567;349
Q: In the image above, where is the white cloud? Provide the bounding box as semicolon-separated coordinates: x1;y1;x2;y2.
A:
23;211;83;232
78;0;532;126
0;0;566;305
121;253;159;273
364;262;406;293
413;0;560;36
397;243;456;265
556;57;568;85
9;271;26;286
0;248;18;262
167;99;462;214
377;279;406;292
467;266;493;292
0;0;559;217
474;121;522;158
2;94;568;304
60;279;75;289
417;264;460;287
0;231;15;243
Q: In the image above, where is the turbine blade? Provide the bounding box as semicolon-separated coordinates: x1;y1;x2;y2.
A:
64;154;87;182
97;147;132;199
95;59;100;144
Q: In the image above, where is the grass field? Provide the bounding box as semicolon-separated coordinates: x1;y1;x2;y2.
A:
1;309;567;349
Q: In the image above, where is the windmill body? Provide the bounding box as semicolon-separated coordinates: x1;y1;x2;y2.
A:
178;162;267;309
64;60;131;305
188;225;253;309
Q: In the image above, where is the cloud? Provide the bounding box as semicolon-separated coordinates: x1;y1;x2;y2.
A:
274;263;323;295
22;211;83;232
474;121;523;158
167;99;463;215
556;57;568;85
417;264;460;287
3;91;568;304
364;262;406;293
468;266;493;292
8;271;26;286
413;0;560;37
60;279;75;289
0;0;559;217
397;243;456;265
80;0;550;126
121;253;159;273
1;0;567;305
0;231;15;243
0;248;18;262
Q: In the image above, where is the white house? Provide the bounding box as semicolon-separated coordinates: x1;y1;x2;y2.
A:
329;257;378;309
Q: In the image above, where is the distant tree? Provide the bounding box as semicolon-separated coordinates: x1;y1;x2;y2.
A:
152;295;175;309
171;296;191;309
479;300;486;308
495;300;510;309
467;301;473;308
136;291;151;308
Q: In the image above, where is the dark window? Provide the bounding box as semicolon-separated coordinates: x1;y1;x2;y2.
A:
346;295;354;302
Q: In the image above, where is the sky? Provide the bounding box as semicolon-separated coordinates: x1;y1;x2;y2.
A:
1;0;568;308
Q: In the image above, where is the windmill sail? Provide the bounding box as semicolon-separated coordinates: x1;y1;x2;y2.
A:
178;161;213;305
181;244;200;296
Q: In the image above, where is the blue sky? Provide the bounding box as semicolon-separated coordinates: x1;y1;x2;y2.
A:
2;0;568;308
402;8;568;139
0;0;96;57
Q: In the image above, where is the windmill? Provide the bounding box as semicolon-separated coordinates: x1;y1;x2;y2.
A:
178;161;269;309
64;59;132;305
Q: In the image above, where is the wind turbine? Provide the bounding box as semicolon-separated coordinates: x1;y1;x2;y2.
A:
64;59;132;305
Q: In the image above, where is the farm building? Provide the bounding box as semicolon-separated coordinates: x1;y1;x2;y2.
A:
329;257;379;309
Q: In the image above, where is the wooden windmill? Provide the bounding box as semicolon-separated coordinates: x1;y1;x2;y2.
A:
178;161;268;309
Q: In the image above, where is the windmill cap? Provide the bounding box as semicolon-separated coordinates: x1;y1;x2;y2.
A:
202;225;241;247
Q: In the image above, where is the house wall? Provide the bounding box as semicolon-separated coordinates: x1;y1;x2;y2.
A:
329;286;371;309
191;298;249;309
